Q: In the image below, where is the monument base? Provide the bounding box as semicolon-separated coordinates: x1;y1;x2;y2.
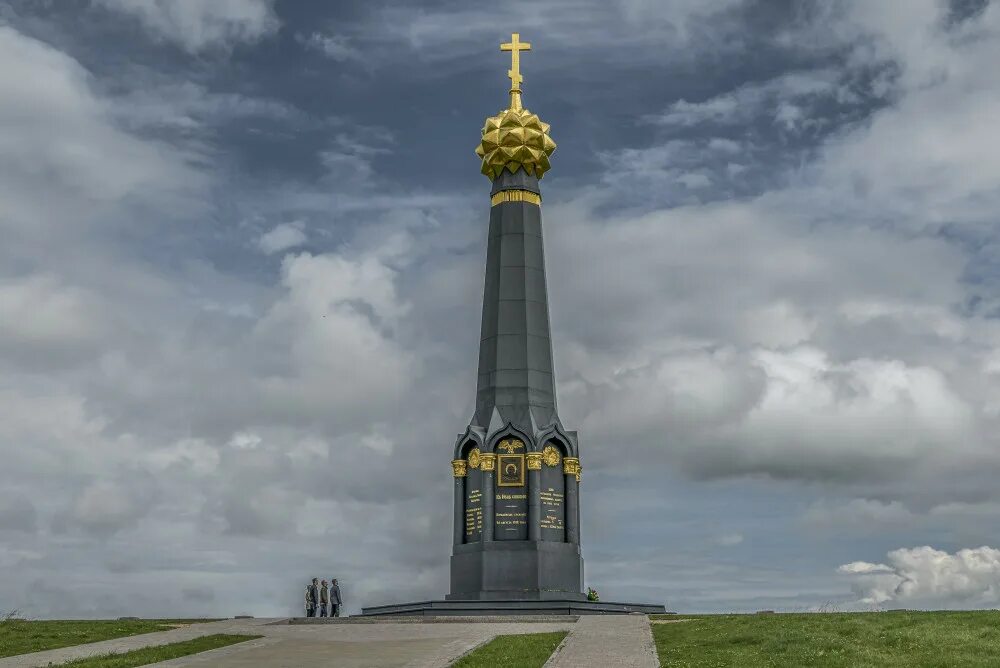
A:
449;541;585;600
358;598;666;617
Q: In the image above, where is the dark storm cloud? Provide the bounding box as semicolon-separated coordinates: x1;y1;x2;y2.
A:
2;0;1000;616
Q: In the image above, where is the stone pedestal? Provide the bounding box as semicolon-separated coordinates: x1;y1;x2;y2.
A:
359;599;667;617
448;541;584;601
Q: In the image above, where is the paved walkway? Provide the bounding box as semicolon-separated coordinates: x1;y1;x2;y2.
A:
0;617;578;668
544;615;658;668
0;619;275;668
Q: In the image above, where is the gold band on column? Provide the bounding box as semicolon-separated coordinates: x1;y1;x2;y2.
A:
451;459;468;477
526;452;543;470
491;190;541;207
479;453;497;471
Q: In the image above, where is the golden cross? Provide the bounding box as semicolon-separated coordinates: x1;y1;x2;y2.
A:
500;33;531;109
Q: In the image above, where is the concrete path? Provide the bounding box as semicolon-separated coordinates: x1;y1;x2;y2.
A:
544;615;658;668
0;619;278;668
0;617;577;668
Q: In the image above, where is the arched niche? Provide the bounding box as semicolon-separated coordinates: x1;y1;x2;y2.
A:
460;440;483;543
491;434;529;541
539;438;568;542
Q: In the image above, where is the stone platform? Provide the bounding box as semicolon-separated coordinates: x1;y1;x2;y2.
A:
358;599;666;617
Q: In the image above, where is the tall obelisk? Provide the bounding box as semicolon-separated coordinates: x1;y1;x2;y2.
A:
448;34;585;601
358;36;666;616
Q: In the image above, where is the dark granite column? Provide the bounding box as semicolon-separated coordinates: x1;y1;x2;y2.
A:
481;454;496;543
473;171;556;433
526;453;542;542
452;461;466;546
565;458;580;545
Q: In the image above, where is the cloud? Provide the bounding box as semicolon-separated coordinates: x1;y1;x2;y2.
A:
715;532;744;547
0;495;38;533
296;32;363;63
250;251;416;424
57;478;160;537
647;70;851;129
257;222;308;255
0;275;116;370
0;26;198;239
357;0;751;77
111;81;302;133
839;546;1000;608
804;499;915;533
94;0;279;54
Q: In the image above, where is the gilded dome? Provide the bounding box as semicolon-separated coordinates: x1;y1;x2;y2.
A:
475;106;556;180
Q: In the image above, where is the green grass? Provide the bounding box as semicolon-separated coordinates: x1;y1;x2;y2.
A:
653;611;1000;667
452;631;568;668
57;634;260;667
0;620;191;658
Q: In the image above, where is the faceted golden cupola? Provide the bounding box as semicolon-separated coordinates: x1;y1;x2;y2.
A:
475;33;557;180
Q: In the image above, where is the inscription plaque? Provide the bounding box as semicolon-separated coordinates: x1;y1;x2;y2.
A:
464;468;483;542
495;453;527;539
539;464;566;541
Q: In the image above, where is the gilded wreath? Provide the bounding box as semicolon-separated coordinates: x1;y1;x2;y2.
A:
542;444;561;467
467;447;481;469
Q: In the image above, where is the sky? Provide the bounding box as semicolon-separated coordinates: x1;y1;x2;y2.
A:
2;0;1000;617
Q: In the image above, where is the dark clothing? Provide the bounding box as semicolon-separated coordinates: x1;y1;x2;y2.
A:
306;583;319;617
330;583;342;617
320;604;328;617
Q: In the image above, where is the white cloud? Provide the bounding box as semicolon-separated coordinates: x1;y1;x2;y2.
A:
64;479;158;537
648;70;848;128
715;532;744;547
112;81;300;133
0;275;113;368
0;26;197;238
838;561;894;575
95;0;279;54
257;222;308;255
840;546;1000;608
807;2;1000;232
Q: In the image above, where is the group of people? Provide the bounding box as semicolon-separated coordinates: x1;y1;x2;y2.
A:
304;577;342;617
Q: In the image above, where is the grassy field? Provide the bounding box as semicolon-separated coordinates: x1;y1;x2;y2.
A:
0;619;218;658
58;634;259;667
653;611;1000;667
452;631;568;668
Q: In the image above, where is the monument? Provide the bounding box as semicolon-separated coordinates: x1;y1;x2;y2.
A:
361;35;665;616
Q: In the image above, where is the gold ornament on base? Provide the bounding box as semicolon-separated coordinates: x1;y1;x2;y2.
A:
451;459;468;477
526;452;543;470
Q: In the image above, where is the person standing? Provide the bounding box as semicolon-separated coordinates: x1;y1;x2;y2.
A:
319;579;329;617
306;578;319;617
330;578;342;617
